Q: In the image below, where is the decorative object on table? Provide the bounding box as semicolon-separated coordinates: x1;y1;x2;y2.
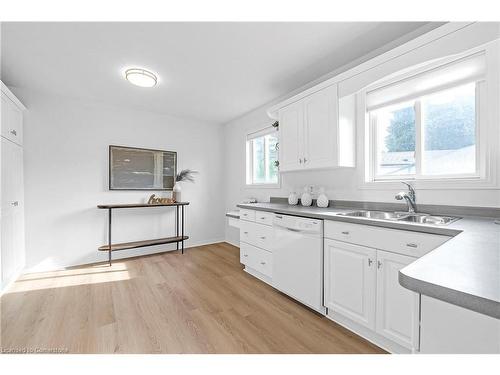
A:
316;187;329;208
173;169;198;202
147;194;175;205
288;190;299;205
109;145;177;190
242;198;258;204
300;186;313;207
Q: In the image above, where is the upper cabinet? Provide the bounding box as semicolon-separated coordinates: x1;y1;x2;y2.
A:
276;84;355;172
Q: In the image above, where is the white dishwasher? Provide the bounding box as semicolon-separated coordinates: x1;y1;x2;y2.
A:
272;214;325;314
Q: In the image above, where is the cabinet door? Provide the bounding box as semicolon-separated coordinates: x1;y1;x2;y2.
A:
302;85;338;170
376;250;420;350
278;101;303;172
324;239;376;329
1;94;23;146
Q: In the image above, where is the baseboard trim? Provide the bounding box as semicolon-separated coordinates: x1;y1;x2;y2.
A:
326;310;413;354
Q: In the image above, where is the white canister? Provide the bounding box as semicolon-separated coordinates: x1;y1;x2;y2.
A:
316;187;329;208
301;187;312;207
288;191;299;205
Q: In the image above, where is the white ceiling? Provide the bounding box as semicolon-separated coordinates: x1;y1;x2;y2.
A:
1;22;440;124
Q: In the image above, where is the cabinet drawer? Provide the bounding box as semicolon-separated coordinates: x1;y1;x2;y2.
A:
240;242;272;277
255;211;274;226
240;220;273;251
325;221;450;258
239;209;256;222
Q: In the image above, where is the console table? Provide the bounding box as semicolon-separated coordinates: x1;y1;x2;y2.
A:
97;202;189;265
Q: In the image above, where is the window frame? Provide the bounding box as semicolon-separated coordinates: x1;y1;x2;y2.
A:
368;81;482;182
245;126;281;188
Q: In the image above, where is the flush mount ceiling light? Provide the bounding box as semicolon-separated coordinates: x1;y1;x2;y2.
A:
124;68;158;88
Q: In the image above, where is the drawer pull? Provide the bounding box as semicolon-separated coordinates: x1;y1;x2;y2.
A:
368;258;373;267
260;217;266;220
275;215;282;219
242;213;248;216
406;243;418;248
243;254;248;257
377;261;383;269
243;231;248;234
260;261;266;265
341;231;350;235
260;236;266;239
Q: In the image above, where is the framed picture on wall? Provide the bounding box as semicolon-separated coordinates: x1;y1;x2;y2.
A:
109;145;177;190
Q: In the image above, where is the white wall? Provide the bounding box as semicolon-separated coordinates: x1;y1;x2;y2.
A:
223;101;500;245
14;89;226;272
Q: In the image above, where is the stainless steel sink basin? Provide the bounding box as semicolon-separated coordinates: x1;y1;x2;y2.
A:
338;210;460;226
338;210;407;220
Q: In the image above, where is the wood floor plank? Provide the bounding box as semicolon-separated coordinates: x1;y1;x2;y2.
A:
0;242;386;354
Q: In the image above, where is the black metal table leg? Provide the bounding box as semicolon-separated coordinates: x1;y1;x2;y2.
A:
176;205;179;251
181;205;185;254
108;208;112;266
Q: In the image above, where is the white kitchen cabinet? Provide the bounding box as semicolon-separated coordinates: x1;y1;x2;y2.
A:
277;84;354;172
278;101;303;171
375;250;420;350
324;239;376;329
1;84;26;291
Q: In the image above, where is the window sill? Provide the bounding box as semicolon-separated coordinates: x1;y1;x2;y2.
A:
360;176;498;190
245;182;281;189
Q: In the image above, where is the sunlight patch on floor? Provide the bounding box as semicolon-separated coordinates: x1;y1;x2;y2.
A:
5;262;132;293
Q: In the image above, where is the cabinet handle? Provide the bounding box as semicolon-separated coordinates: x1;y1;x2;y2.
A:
242;213;248;216
406;243;418;248
377;261;383;269
260;261;266;265
303;157;307;163
260;236;266;239
260;217;266;220
368;258;373;267
243;231;248;234
243;254;248;257
275;215;282;219
11;201;19;207
10;129;17;136
341;231;350;235
299;158;302;164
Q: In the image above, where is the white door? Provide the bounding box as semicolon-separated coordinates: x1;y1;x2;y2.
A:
1;95;23;146
1;138;25;287
324;239;376;329
375;249;420;350
302;85;338;170
278;101;303;172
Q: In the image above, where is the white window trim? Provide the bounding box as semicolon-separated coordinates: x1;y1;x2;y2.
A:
358;41;500;190
245;125;281;189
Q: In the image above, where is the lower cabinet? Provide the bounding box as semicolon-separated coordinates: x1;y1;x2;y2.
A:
324;239;420;352
375;250;420;350
324;240;376;329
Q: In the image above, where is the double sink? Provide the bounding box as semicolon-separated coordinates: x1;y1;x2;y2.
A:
338;210;460;226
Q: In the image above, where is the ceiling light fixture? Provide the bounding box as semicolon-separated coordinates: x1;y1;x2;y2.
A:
125;68;158;88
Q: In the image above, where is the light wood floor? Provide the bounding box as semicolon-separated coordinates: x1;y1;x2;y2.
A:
1;243;385;354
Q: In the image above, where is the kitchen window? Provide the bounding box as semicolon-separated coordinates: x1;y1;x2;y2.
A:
366;52;485;182
246;126;279;186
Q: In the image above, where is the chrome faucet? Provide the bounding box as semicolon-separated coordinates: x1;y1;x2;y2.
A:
395;182;417;213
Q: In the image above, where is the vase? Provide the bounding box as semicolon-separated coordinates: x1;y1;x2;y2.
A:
172;183;182;202
300;187;312;207
288;191;298;205
317;187;329;208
